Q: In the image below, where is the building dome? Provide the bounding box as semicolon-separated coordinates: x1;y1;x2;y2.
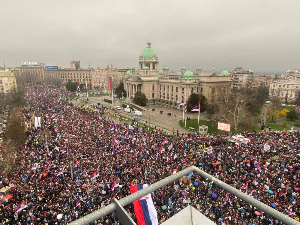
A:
181;67;186;69
158;70;163;75
130;66;135;70
163;66;169;69
141;41;157;59
143;66;149;69
126;70;130;75
220;69;229;76
183;70;194;79
197;67;202;69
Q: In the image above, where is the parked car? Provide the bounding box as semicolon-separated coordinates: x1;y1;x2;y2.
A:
115;106;122;110
124;108;131;113
133;111;142;116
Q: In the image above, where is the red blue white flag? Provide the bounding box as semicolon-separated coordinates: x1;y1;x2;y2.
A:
15;200;27;212
109;125;115;131
91;171;99;180
112;179;119;191
191;99;200;112
130;184;158;225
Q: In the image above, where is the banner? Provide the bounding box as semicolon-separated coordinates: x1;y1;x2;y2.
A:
130;184;158;225
218;122;230;131
34;117;41;128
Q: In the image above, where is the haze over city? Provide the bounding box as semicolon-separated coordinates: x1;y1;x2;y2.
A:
0;0;300;74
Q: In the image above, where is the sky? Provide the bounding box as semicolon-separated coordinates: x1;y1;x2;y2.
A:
0;0;300;74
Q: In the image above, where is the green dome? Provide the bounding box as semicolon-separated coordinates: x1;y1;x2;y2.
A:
163;66;169;69
220;69;229;76
197;67;202;69
183;70;194;79
130;66;135;70
141;41;157;59
126;70;130;75
143;66;149;69
181;67;186;69
158;70;163;74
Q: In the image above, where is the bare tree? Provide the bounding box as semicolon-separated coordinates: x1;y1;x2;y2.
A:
215;93;253;131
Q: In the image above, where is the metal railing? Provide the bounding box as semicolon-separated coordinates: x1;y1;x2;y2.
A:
69;166;299;225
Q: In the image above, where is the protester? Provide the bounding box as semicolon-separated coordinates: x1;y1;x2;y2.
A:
0;85;299;224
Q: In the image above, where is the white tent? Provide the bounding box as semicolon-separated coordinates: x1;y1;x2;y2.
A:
162;205;215;225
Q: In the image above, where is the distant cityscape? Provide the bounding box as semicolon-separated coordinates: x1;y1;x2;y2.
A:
1;41;300;104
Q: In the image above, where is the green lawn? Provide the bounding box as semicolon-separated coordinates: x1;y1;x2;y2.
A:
179;119;224;134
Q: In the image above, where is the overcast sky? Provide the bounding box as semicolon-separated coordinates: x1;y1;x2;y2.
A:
0;0;299;74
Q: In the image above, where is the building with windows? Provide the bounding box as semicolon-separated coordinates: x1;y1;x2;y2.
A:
15;62;45;83
0;69;17;94
232;67;254;89
124;41;232;107
269;79;300;103
91;65;119;91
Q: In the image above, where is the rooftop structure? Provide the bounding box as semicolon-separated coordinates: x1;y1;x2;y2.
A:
69;166;298;225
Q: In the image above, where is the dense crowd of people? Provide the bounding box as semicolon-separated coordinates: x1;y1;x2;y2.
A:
0;85;299;224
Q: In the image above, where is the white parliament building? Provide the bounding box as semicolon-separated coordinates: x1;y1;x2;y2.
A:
124;41;232;107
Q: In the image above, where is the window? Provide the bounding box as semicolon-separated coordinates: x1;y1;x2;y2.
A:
153;63;155;70
152;85;155;91
176;87;178;92
152;93;154;98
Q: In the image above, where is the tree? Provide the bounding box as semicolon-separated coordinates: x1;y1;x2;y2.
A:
133;91;148;106
6;86;26;108
66;80;77;92
187;93;207;112
286;108;298;121
115;82;127;99
215;92;253;131
296;106;300;116
65;80;84;92
294;91;300;106
6;117;26;148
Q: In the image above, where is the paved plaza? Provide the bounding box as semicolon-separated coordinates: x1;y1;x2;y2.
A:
77;96;208;134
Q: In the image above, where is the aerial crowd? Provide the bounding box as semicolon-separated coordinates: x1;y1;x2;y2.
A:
0;85;299;225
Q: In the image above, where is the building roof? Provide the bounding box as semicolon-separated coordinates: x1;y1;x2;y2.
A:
143;66;149;69
158;70;163;74
162;205;215;225
141;41;157;59
181;67;186;69
130;66;135;70
197;67;202;69
220;69;229;76
163;66;169;69
183;70;194;79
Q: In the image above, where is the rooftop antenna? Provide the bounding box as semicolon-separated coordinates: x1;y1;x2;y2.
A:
225;62;227;70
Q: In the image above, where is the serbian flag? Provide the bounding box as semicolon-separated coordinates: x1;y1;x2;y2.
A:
162;138;168;145
91;171;99;180
109;125;115;131
179;101;185;106
112;179;119;190
191;100;200;112
130;184;158;225
15;200;27;212
159;146;165;152
184;101;187;112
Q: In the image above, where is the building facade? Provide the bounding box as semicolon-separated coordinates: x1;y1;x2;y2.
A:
269;80;300;103
124;41;232;107
15;62;45;83
0;69;17;94
232;67;254;89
